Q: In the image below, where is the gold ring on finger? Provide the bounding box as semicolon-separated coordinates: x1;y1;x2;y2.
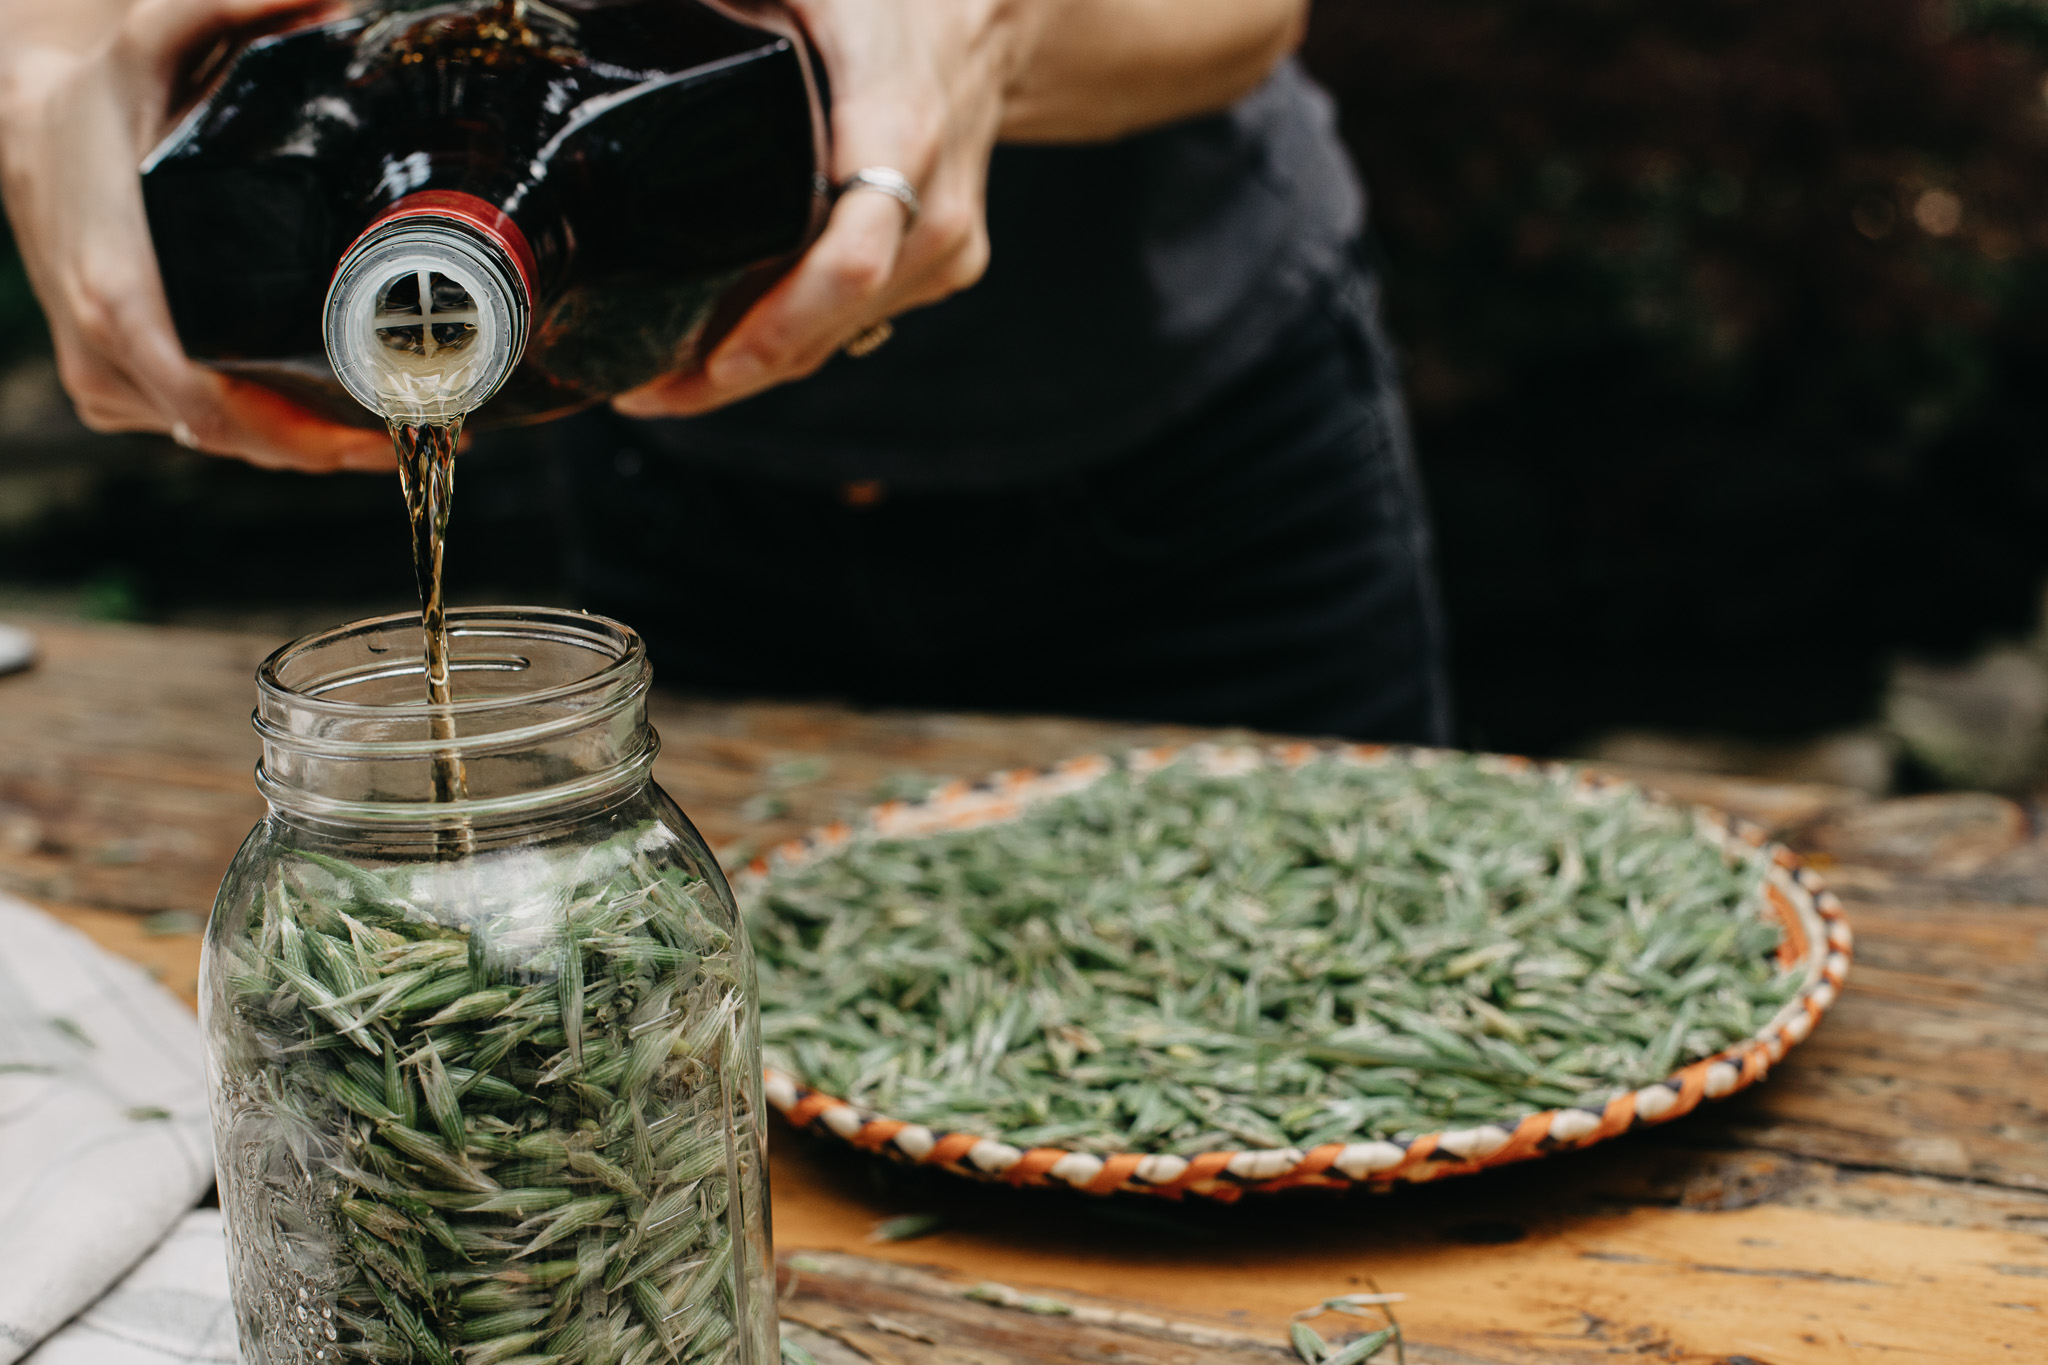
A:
844;319;895;358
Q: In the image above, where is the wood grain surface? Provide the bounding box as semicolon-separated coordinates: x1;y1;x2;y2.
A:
2;618;2044;1364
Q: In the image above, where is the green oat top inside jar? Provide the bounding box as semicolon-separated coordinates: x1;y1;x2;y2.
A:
203;608;775;1365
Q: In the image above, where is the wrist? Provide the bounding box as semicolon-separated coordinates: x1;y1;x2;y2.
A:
784;0;1054;132
0;0;135;61
0;44;79;138
991;0;1064;95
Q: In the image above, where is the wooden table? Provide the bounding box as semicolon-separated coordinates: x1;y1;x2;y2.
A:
3;618;2044;1365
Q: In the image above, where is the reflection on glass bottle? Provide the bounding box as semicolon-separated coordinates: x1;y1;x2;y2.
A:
144;0;830;428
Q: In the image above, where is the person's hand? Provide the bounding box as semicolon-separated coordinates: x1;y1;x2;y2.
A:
0;0;391;472
613;0;1047;419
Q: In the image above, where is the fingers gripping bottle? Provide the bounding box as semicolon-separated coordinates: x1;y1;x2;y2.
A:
143;0;831;427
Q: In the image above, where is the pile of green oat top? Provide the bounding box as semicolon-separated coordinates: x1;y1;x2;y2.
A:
747;750;1801;1155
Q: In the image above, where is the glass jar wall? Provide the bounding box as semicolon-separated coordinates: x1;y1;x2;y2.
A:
201;608;772;1365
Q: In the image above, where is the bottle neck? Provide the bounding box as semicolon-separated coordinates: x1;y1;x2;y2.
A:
253;608;655;836
324;193;535;423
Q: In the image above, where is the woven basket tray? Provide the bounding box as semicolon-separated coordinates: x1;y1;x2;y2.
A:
737;743;1851;1201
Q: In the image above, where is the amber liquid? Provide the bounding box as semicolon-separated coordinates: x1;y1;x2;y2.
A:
391;418;469;810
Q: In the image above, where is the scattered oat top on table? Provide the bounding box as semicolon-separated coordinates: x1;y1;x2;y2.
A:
747;749;1800;1156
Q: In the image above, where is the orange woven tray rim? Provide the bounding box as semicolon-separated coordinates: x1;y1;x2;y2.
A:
739;743;1851;1201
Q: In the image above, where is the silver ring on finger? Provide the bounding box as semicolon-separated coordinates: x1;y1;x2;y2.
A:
839;167;921;227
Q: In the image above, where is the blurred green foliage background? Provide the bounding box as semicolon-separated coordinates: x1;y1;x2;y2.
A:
4;0;2048;756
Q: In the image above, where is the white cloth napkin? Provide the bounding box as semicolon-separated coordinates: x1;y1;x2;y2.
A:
0;895;214;1365
21;1212;236;1365
0;623;34;678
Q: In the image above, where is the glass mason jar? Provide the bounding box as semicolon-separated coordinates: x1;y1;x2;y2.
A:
201;608;773;1365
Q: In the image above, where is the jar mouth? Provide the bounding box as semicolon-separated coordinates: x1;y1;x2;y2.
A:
259;606;644;723
254;607;656;827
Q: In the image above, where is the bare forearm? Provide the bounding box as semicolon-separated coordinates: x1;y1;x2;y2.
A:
626;0;1317;419
1;0;392;471
0;0;131;116
1000;0;1307;143
0;0;132;61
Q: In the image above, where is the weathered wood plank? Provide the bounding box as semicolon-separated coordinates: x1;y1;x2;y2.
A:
0;621;1868;923
767;1136;2048;1365
0;620;270;915
0;620;1196;916
1666;894;2048;1192
9;618;2048;1363
777;1251;1294;1365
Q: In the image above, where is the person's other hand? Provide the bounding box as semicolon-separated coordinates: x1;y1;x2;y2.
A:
613;0;1042;419
0;0;390;471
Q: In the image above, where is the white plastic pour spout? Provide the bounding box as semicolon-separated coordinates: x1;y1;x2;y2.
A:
323;192;533;422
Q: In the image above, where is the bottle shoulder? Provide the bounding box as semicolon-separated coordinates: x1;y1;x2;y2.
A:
143;1;828;415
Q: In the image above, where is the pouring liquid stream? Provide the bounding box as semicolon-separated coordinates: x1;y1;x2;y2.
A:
345;253;512;832
391;417;467;807
334;239;524;832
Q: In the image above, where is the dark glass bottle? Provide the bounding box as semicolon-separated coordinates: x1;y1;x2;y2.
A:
143;0;830;427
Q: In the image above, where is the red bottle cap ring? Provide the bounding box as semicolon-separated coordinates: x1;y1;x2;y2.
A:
349;190;538;307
